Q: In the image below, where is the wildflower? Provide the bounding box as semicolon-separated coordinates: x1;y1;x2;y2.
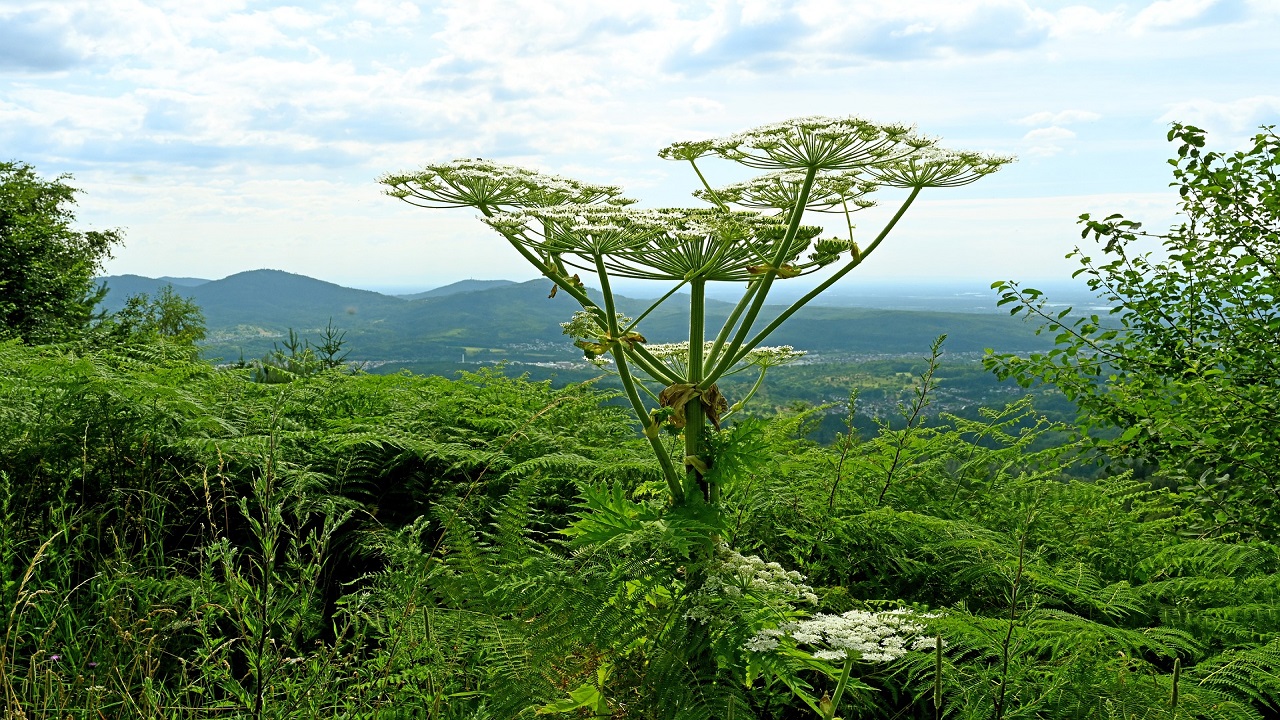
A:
866;147;1015;189
747;608;939;664
380;159;627;211
661;116;934;171
49;654;61;662
695;169;878;214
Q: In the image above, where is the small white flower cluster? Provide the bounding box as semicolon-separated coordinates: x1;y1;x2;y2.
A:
645;342;805;372
382;158;627;210
747;608;939;663
697;169;878;214
706;547;821;605
686;545;819;623
867;148;1016;189
661;116;933;171
744;345;807;368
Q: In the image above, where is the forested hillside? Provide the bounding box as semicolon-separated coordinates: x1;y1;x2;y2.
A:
95;271;1055;363
3;121;1279;720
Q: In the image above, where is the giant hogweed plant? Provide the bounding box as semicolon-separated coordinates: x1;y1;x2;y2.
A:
383;116;1010;508
383;116;1010;716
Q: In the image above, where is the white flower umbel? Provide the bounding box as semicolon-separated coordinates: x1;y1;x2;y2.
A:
695;170;878;215
660;116;934;171
646;342;805;377
685;545;819;624
748;608;938;664
381;159;629;211
867;148;1015;189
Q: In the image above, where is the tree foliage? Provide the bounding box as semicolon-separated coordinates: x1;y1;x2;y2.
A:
0;161;122;343
104;284;207;346
987;124;1280;540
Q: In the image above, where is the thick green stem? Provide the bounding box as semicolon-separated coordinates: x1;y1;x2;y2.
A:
685;279;709;504
704;167;818;385
595;254;683;498
703;279;761;382
824;656;855;720
716;186;922;377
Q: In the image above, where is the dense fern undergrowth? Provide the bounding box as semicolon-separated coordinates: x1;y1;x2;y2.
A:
0;338;1275;719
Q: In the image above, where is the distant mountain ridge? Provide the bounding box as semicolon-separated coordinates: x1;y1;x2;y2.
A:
397;279;516;300
95;270;1054;363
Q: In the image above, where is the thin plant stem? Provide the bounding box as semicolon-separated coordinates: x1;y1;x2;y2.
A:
714;186;922;379
689;159;729;212
703;280;762;380
720;367;768;424
704;167;818;384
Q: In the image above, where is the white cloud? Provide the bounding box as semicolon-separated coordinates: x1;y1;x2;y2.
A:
1133;0;1249;31
1014;109;1102;126
1158;95;1280;138
354;0;421;22
1021;126;1077;156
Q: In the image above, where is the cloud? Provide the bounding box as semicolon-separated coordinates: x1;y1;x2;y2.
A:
1158;95;1280;137
1014;110;1102;126
1021;126;1077;157
353;0;421;23
1133;0;1250;31
663;0;1058;74
0;10;84;71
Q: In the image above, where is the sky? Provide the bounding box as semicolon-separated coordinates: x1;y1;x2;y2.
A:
2;0;1278;294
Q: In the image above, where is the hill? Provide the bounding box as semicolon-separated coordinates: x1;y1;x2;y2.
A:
97;272;1053;363
397;279;516;300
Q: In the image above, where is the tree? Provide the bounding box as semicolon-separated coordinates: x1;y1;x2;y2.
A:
0;161;122;344
987;123;1280;540
106;284;207;346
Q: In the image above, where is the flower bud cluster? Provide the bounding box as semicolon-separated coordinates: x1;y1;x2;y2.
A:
746;608;939;662
686;545;819;624
560;310;632;341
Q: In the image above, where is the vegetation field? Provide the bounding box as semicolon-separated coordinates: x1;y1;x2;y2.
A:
4;122;1279;719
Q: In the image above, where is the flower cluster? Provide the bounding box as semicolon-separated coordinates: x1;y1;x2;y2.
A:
380;159;628;211
696;169;878;215
486;205;828;283
868;148;1015;189
746;608;939;663
707;546;820;605
560;309;633;341
645;342;806;376
660;116;934;171
686;545;819;624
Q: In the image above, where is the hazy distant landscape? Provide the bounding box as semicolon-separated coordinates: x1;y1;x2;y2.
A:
96;270;1075;365
93;270;1081;439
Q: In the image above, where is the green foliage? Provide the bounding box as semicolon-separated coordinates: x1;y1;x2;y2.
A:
103;284;207;346
250;322;354;383
0;161;122;344
986;124;1280;540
